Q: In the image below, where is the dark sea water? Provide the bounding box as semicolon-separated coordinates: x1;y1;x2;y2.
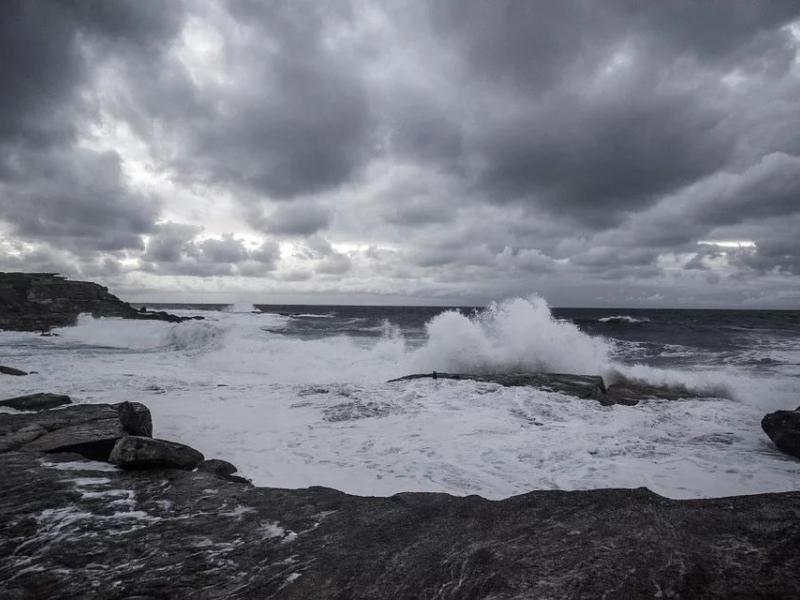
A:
144;302;800;375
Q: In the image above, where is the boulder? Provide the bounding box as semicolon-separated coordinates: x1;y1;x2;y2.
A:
0;401;152;460
198;458;238;477
197;457;252;484
110;436;204;470
0;365;27;376
0;393;71;411
762;409;800;459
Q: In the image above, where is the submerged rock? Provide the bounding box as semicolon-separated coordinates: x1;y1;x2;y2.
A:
0;401;151;460
389;372;697;406
762;409;800;459
0;272;201;332
0;365;27;376
0;393;72;411
110;436;204;470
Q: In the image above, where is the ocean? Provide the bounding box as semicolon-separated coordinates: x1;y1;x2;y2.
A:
1;295;799;499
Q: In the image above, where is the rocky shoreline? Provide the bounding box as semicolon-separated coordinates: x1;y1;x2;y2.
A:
0;272;199;331
2;274;800;597
1;396;800;599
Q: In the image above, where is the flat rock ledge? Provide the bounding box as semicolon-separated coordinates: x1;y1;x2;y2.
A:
0;272;201;332
1;402;799;598
0;393;72;411
389;372;697;406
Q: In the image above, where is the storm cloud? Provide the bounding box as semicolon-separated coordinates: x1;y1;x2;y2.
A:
1;0;799;306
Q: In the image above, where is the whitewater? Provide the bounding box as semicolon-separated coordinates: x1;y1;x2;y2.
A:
2;295;799;500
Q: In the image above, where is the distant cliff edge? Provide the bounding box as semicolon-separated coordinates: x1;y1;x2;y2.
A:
0;272;199;331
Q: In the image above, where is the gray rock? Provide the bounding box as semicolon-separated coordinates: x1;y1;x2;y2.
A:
389;372;706;406
0;272;201;332
1;450;799;598
115;400;153;437
0;401;152;460
0;365;27;376
389;372;606;399
198;458;239;477
0;393;71;411
110;436;204;470
762;409;800;459
605;378;694;405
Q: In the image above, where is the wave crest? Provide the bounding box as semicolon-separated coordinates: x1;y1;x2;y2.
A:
409;296;611;375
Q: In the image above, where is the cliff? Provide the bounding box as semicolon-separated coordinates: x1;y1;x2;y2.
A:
0;272;195;331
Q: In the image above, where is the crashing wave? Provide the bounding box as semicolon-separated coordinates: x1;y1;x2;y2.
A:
598;315;651;324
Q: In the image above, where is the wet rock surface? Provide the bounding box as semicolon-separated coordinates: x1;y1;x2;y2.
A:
0;403;797;597
0;393;72;411
0;402;151;459
389;372;699;406
1;448;799;599
0;365;28;376
762;408;800;459
110;436;205;470
0;272;200;332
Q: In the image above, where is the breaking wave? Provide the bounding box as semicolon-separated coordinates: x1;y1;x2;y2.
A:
598;315;651;324
409;296;611;376
53;315;226;353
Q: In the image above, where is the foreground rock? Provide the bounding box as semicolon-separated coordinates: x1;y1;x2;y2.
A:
762;408;800;459
0;401;151;459
1;450;799;599
0;272;200;332
389;372;698;406
2;402;799;598
110;435;204;470
0;393;72;411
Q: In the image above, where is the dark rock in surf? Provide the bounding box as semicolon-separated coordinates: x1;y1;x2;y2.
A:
198;458;238;477
389;372;607;401
0;401;152;460
0;272;202;332
389;372;703;406
0;393;71;411
762;409;800;459
110;436;204;470
0;365;27;376
605;378;693;405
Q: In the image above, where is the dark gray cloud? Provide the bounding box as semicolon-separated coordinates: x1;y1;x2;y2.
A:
0;0;185;253
143;223;279;277
256;203;332;236
0;0;798;305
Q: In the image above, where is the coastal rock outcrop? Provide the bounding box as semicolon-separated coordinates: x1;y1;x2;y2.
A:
762;408;800;459
0;401;151;459
0;393;72;411
110;435;205;470
389;372;698;406
0;398;799;597
0;272;200;332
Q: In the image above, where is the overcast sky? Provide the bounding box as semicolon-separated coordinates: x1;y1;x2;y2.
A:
1;1;800;307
